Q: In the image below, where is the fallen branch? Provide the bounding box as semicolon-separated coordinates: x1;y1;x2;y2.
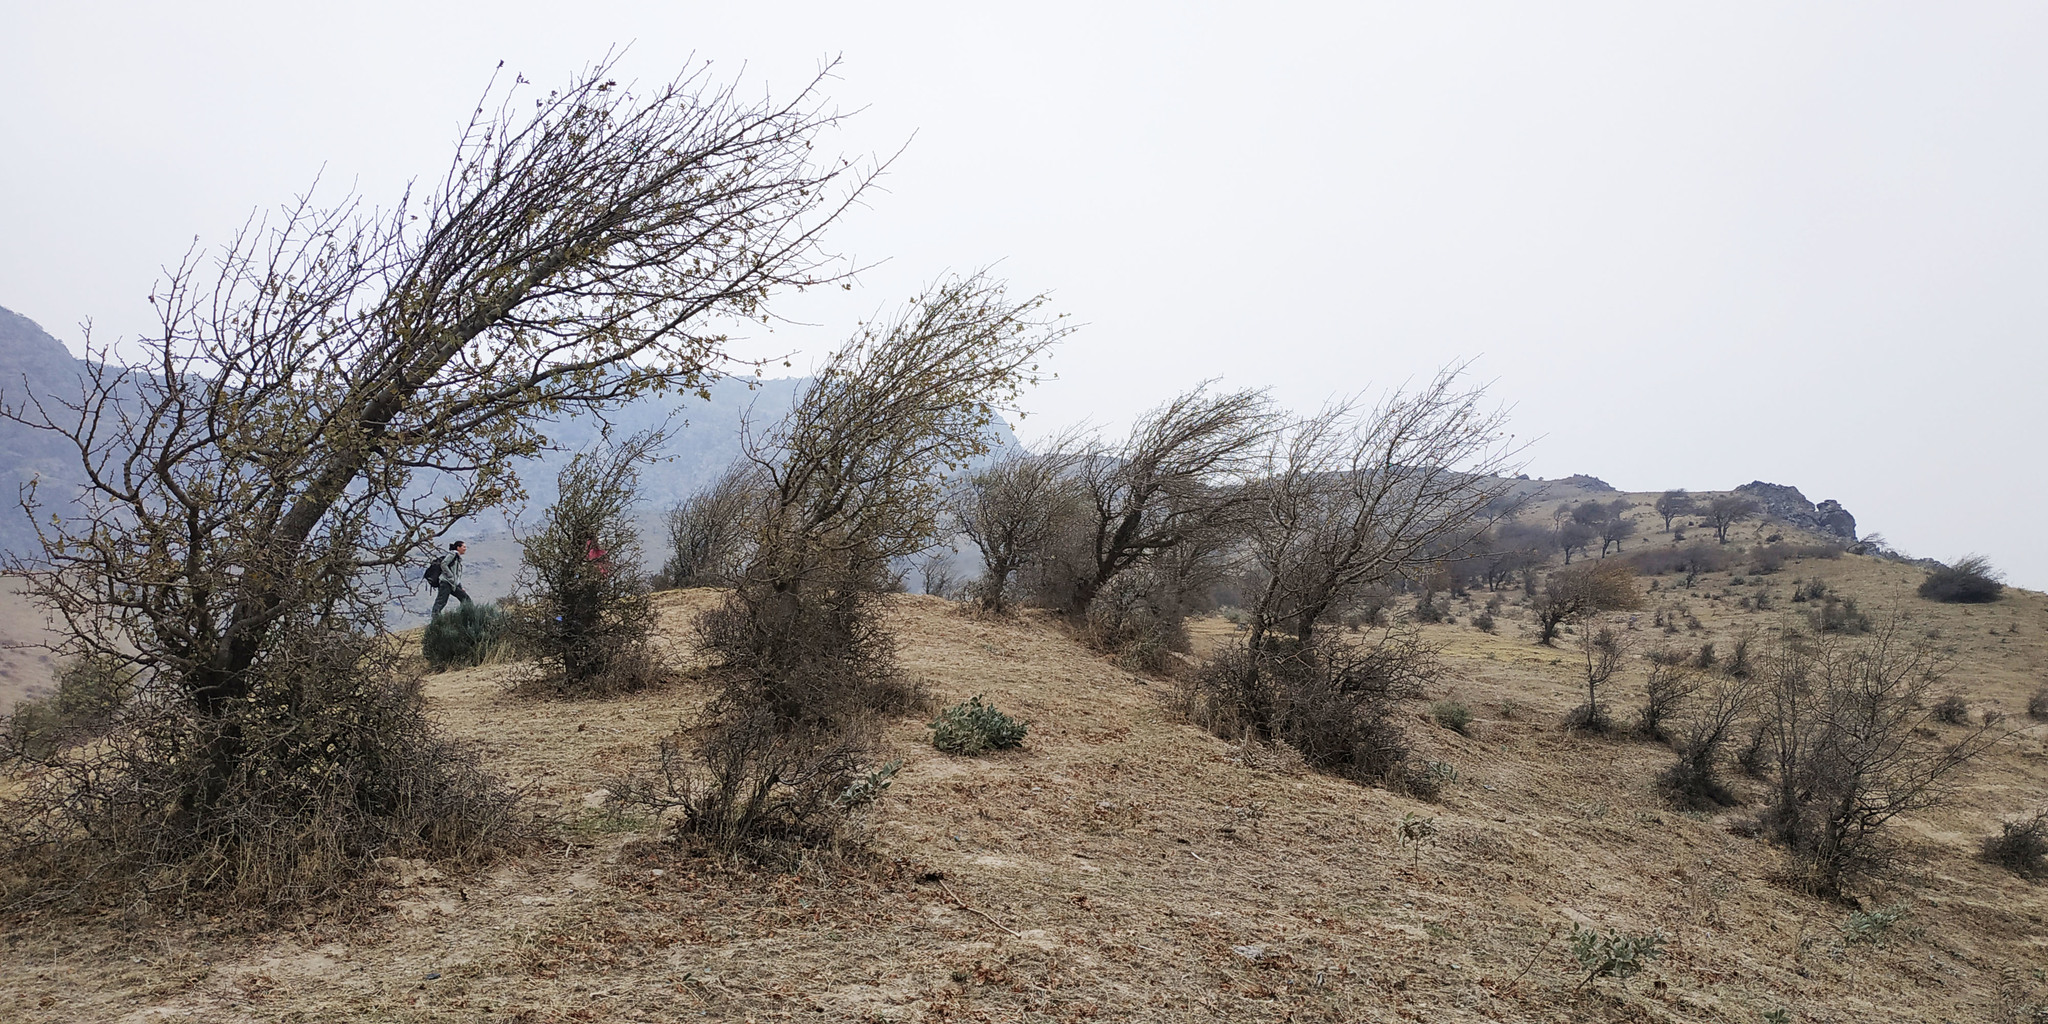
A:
939;879;1023;938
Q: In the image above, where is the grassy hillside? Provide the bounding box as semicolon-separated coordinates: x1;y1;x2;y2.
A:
2;497;2045;1023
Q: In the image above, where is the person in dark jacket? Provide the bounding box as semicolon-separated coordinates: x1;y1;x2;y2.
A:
431;540;473;616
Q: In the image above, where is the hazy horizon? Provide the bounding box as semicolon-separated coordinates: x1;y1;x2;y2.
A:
3;2;2042;587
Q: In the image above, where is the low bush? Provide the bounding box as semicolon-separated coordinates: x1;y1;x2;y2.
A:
422;601;513;671
1082;573;1191;675
0;626;526;911
1919;554;2005;604
2030;688;2048;721
1981;811;2048;879
1430;701;1472;735
1186;629;1444;799
1569;925;1665;993
930;696;1029;755
1930;694;1971;725
1808;593;1871;635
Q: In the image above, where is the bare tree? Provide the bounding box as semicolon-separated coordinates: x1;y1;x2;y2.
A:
948;445;1080;611
1654;489;1695;533
1761;619;2004;895
1707;495;1761;545
0;59;870;899
1237;370;1525;650
1054;385;1279;614
1566;626;1631;732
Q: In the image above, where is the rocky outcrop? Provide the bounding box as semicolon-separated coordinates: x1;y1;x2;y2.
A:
1732;481;1858;541
1555;474;1617;493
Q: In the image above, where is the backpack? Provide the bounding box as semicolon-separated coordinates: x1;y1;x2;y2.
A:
423;557;445;586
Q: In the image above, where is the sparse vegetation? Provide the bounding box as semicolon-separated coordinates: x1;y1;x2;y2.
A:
1920;554;2006;604
1431;700;1473;735
1982;811;2048;879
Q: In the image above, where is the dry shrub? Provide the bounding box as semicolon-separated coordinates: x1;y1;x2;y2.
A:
1930;694;1971;725
512;434;672;697
0;624;523;913
1082;572;1192;675
1637;661;1702;742
2029;688;2048;722
1918;554;2004;604
1187;628;1443;798
1759;623;2001;896
1657;675;1759;810
1981;811;2048;879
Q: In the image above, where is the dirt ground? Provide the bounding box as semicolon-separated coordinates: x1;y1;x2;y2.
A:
2;500;2046;1023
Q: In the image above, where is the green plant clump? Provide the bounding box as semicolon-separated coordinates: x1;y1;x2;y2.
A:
1570;925;1666;991
423;601;513;671
930;695;1028;755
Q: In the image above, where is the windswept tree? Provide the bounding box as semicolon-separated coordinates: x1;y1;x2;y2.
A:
659;464;764;589
686;273;1066;850
0;59;873;903
1052;385;1279;614
948;445;1081;611
1707;495;1761;544
1592;500;1637;556
1654;489;1695;532
1188;370;1521;796
1237;371;1524;650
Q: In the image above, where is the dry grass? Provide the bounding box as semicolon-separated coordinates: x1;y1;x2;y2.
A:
3;531;2047;1023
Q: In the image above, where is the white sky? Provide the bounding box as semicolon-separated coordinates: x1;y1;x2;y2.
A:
3;2;2044;588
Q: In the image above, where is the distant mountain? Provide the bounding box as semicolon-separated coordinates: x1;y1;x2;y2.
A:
0;307;95;557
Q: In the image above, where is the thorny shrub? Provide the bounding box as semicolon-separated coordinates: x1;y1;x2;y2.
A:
1185;627;1445;798
1982;811;2048;879
1918;554;2005;604
0;623;524;912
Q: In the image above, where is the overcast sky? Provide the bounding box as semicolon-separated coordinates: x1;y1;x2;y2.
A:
3;2;2044;588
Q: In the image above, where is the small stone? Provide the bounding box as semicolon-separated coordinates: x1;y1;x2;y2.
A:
1231;944;1265;961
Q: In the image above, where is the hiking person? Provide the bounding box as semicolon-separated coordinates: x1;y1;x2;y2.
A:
428;540;473;616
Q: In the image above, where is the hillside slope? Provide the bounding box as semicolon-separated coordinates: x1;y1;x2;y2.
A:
4;540;2045;1022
